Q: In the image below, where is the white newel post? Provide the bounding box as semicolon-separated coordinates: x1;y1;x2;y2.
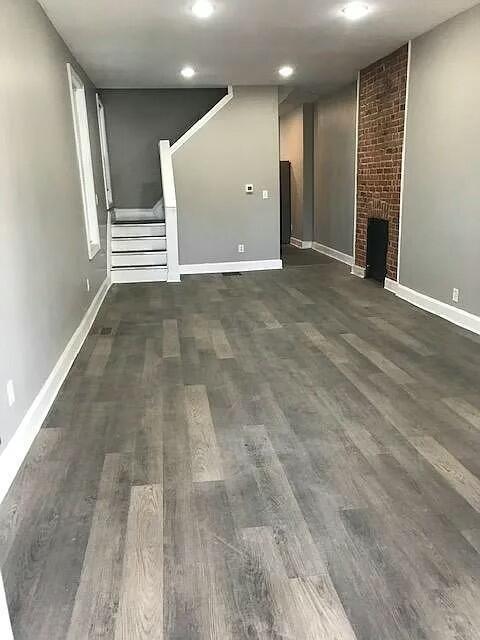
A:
0;573;13;640
158;140;181;283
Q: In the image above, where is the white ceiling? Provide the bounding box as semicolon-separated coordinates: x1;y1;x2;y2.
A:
39;0;478;91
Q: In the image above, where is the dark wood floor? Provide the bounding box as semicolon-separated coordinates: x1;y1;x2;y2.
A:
3;255;480;639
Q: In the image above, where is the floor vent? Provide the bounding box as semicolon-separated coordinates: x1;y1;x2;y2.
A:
222;272;242;277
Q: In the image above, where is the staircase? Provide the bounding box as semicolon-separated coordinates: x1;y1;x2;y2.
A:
110;211;168;283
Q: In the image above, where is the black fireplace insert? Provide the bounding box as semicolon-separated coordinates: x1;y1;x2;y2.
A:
366;218;389;283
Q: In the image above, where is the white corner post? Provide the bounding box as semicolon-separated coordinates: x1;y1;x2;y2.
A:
0;574;13;640
396;39;412;286
158;140;180;283
351;69;363;278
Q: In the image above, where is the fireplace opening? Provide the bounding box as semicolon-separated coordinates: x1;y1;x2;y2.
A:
366;218;389;284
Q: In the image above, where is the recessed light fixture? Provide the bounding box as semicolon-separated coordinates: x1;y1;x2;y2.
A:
342;2;370;20
279;65;294;79
181;66;196;78
192;0;214;18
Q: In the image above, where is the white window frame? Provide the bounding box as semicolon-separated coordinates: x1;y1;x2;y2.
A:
96;94;114;209
67;63;100;260
0;573;13;640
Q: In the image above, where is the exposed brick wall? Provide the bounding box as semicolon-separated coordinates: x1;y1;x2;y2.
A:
355;45;408;281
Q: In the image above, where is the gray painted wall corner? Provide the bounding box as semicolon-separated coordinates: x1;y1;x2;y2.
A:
302;104;315;242
314;82;357;256
173;86;280;265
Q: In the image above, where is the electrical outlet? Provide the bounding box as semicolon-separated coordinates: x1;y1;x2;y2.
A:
86;278;90;292
262;190;269;200
245;184;254;194
238;244;245;254
452;288;459;303
95;193;99;206
6;380;15;407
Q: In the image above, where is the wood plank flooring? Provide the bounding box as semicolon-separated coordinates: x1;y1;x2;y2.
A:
3;255;480;639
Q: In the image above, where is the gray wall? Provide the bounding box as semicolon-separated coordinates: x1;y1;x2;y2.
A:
279;104;315;243
400;4;480;315
101;89;226;209
173;86;280;265
0;0;107;452
302;104;315;243
280;106;304;240
314;83;357;256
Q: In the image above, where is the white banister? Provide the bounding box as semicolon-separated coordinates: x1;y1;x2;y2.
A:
158;140;180;283
170;86;234;155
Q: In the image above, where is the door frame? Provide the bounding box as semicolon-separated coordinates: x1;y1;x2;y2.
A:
0;573;13;640
96;94;113;210
67;63;101;260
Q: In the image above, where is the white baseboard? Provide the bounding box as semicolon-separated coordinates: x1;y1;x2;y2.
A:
312;242;354;266
0;574;13;640
167;271;181;283
351;265;366;278
179;259;283;275
384;278;400;294
390;282;480;336
290;237;313;250
0;277;111;506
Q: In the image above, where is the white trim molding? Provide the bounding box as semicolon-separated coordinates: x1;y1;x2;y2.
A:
351;265;366;278
67;64;101;261
387;283;480;336
0;277;111;506
180;259;282;275
384;278;400;294
352;69;361;265
107;209;112;274
171;87;234;155
290;238;312;249
158;140;180;282
312;242;353;266
0;574;13;640
396;39;412;285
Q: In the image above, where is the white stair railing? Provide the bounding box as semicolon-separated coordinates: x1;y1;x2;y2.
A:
158;140;180;283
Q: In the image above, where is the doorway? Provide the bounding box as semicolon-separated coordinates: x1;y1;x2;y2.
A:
96;95;113;210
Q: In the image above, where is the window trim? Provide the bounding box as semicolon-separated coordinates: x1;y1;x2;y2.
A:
67;63;100;260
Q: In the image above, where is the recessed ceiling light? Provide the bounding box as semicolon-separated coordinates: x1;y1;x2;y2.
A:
181;66;196;78
279;66;294;78
342;2;370;20
192;0;214;18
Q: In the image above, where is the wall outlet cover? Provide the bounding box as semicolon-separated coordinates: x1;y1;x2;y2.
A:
262;190;269;199
245;184;254;194
452;288;460;303
238;244;245;253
